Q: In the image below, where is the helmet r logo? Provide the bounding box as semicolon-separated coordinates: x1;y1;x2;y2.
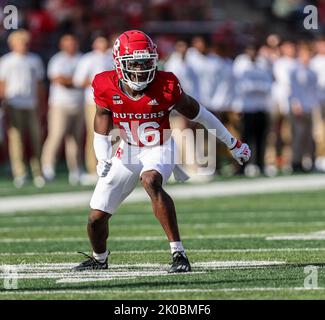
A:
113;39;120;57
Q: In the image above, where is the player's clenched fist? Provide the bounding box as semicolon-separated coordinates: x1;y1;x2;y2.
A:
229;140;251;165
96;160;112;177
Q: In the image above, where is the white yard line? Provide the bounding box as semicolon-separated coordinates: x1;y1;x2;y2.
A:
1;209;325;219
1;247;325;256
0;271;207;281
0;261;286;271
0;261;286;284
2;221;325;232
1;174;325;213
0;233;268;243
266;231;325;240
267;235;325;240
0;287;323;295
3;231;325;244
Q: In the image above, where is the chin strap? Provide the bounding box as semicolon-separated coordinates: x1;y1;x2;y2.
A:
120;79;146;93
126;80;147;91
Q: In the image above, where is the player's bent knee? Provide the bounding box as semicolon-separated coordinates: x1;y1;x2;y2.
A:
88;209;111;227
141;171;163;193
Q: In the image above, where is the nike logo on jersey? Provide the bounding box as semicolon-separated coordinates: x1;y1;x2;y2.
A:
148;99;159;106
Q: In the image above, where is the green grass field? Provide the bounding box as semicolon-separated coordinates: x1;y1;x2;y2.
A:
1;189;325;299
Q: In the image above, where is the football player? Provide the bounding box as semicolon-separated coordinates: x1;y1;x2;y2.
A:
73;30;251;273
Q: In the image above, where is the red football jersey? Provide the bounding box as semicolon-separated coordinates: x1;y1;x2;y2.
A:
92;70;183;147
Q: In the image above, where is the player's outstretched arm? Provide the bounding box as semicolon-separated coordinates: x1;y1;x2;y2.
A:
174;93;251;165
93;105;114;177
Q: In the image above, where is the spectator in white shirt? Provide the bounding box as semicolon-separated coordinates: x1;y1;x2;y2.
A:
233;43;273;175
0;29;45;188
164;39;200;100
289;42;318;173
209;43;236;175
164;39;201;179
73;35;114;181
41;34;84;185
271;40;297;171
186;36;226;110
186;37;235;178
209;43;235;115
310;37;325;171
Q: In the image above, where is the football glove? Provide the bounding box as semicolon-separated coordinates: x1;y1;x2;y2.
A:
229;140;251;165
96;160;112;177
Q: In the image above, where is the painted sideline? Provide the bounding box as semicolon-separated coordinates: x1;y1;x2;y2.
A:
1;174;325;213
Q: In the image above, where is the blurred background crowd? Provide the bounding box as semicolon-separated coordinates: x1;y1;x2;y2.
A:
0;0;325;187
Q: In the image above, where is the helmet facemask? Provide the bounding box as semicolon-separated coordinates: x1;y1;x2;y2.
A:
116;51;158;91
